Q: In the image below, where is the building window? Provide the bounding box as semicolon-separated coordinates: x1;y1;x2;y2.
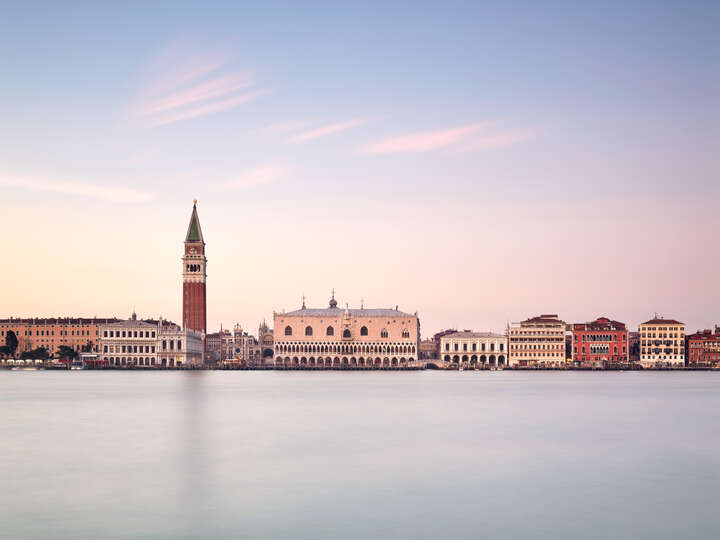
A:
285;326;292;336
343;329;351;338
381;329;388;338
326;326;334;336
361;326;368;336
305;326;313;336
402;329;410;339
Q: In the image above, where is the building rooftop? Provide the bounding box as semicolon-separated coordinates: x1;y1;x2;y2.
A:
281;307;415;318
441;331;505;339
520;314;564;324
573;317;627;331
641;318;684;326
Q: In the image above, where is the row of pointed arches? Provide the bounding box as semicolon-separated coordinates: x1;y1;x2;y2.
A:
276;342;416;355
276;356;415;368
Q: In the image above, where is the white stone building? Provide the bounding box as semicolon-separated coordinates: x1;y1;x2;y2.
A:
99;313;159;367
99;313;203;368
439;331;508;367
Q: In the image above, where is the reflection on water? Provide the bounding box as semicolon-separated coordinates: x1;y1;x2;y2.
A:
1;371;719;540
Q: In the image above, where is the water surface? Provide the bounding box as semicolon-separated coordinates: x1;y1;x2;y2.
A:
1;371;719;539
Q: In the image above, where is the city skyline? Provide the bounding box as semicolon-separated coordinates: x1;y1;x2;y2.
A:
1;2;718;334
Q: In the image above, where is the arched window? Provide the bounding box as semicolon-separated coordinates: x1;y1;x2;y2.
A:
284;326;292;336
343;329;351;338
305;326;313;336
360;326;368;336
402;329;410;338
326;326;334;336
380;329;388;338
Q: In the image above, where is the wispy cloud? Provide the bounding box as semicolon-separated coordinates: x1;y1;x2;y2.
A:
363;124;489;154
0;175;154;203
290;119;368;142
128;41;268;127
362;123;535;154
456;128;536;151
146;89;270;127
259;121;309;137
216;165;291;191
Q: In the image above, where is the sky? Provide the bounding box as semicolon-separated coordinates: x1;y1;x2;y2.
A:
1;1;718;336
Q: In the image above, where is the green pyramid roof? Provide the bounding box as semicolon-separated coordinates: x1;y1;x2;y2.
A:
185;203;204;243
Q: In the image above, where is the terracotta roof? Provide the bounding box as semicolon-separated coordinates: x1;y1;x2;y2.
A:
573;317;627;331
641;318;684;325
0;317;119;325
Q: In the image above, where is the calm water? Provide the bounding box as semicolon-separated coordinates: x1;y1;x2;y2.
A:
1;371;719;540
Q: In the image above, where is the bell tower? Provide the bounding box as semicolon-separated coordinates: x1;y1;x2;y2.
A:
182;200;207;338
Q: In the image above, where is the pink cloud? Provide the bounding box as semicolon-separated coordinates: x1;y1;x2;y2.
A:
146;89;270;127
137;73;254;116
290;119;368;142
363;123;490;154
259;121;309;137
216;165;291;190
142;51;229;98
458;128;537;151
128;41;266;127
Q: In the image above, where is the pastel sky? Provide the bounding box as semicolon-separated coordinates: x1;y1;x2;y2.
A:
1;1;718;335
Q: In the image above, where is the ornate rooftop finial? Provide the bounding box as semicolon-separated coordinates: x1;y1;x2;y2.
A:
360;297;364;309
329;288;338;309
193;199;197;206
301;294;306;310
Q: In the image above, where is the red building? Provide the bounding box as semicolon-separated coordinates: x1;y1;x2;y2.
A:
182;201;207;342
686;327;720;368
571;317;628;368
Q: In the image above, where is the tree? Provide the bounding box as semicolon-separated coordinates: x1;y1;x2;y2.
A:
6;330;18;356
81;340;93;353
56;345;78;360
0;345;10;356
20;347;49;360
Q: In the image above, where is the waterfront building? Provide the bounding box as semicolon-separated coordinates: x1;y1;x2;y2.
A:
157;323;204;368
419;338;438;360
182;201;207;346
98;314;202;368
629;331;640;362
570;317;629;368
273;292;420;368
685;326;720;368
508;314;567;367
439;331;508;367
98;313;160;367
256;321;274;366
638;317;685;368
0;316;118;356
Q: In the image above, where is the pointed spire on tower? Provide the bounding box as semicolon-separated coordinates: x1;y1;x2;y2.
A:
301;294;306;309
185;200;205;244
329;288;338;308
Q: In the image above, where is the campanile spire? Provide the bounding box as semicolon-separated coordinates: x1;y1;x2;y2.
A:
182;200;207;343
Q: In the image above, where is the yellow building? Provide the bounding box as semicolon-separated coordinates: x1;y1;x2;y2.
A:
639;317;685;368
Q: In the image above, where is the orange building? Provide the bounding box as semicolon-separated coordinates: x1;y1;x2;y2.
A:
0;317;119;356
